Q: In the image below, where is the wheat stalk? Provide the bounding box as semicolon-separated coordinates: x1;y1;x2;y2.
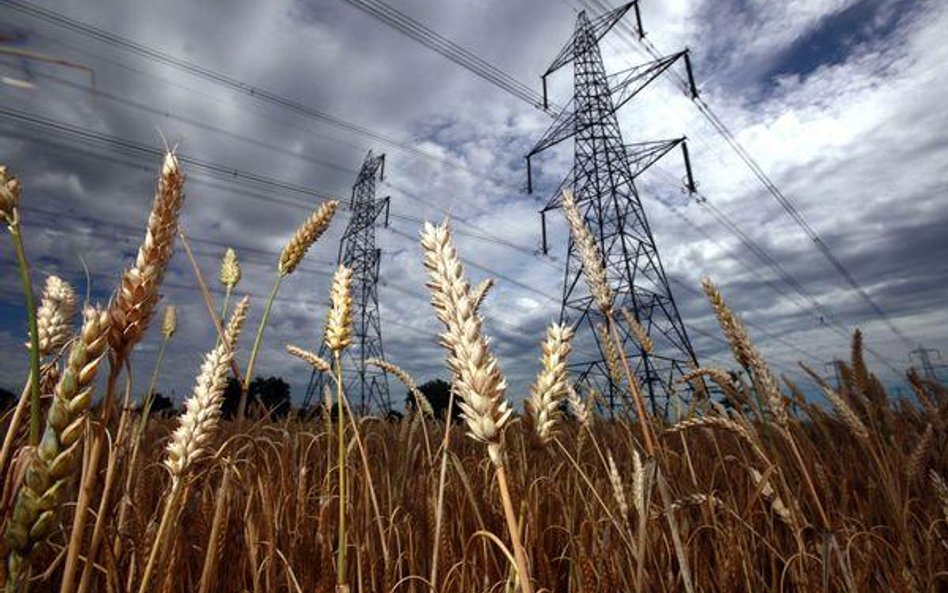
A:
420;221;532;593
1;164;44;447
138;299;247;593
525;323;573;444
4;307;109;584
239;201;338;419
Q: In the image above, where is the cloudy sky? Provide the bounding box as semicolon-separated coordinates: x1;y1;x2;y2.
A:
0;0;945;408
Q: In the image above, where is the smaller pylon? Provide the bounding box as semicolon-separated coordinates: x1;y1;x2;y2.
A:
304;151;392;413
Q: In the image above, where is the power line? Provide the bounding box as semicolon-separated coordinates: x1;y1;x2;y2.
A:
0;106;548;257
338;0;554;111
2;0;519;191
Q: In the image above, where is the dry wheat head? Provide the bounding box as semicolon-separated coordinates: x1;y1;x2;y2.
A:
108;152;185;359
366;357;434;416
219;247;241;288
278;200;338;276
701;277;787;427
565;384;592;428
526;323;573;444
164;303;246;482
421;222;512;466
324;264;353;352
161;304;177;340
0;164;20;222
35;275;78;356
224;296;250;350
561;189;613;314
286;344;332;374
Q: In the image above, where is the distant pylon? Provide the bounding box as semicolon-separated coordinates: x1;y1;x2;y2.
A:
910;345;945;385
526;3;701;415
304;151;392;412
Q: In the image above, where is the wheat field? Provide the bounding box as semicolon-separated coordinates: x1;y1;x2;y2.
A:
0;154;946;593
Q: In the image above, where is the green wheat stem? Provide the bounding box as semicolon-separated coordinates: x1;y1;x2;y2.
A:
138;335;170;435
218;285;232;344
238;273;282;419
8;217;41;445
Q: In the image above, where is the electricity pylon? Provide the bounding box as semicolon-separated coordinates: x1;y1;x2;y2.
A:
526;3;701;415
304;151;392;412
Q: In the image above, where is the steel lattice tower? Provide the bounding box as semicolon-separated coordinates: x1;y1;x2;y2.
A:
526;3;701;415
304;151;392;412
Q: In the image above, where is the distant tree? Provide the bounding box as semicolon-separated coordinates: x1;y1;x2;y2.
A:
148;392;175;417
413;379;461;422
255;376;292;419
0;387;16;412
221;376;291;420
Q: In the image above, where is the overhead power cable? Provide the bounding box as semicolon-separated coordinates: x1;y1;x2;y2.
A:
338;0;555;112
2;0;518;191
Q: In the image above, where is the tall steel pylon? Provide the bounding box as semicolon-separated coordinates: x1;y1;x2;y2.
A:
304;151;392;413
526;3;701;415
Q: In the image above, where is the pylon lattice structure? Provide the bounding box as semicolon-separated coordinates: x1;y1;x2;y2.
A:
304;151;393;413
526;3;701;415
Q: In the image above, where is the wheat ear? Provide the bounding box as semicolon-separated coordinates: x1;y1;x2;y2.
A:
421;221;512;466
819;385;869;441
472;278;494;314
565;384;592;429
525;323;573;444
109;151;185;361
137;300;247;593
35;275;78;357
366;358;434;416
325;264;354;352
561;189;612;314
0;164;19;220
218;247;241;287
278;200;339;277
286;345;332;374
606;450;630;519
620;307;653;353
701;277;786;427
420;221;532;593
4;307;109;582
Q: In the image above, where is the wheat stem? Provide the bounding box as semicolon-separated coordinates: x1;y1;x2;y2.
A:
7;221;41;446
239;274;282;419
334;350;348;589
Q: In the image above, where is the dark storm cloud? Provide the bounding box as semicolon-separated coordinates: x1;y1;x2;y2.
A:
0;0;946;404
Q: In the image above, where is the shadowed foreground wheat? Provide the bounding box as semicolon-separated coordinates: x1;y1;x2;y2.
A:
0;162;945;593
